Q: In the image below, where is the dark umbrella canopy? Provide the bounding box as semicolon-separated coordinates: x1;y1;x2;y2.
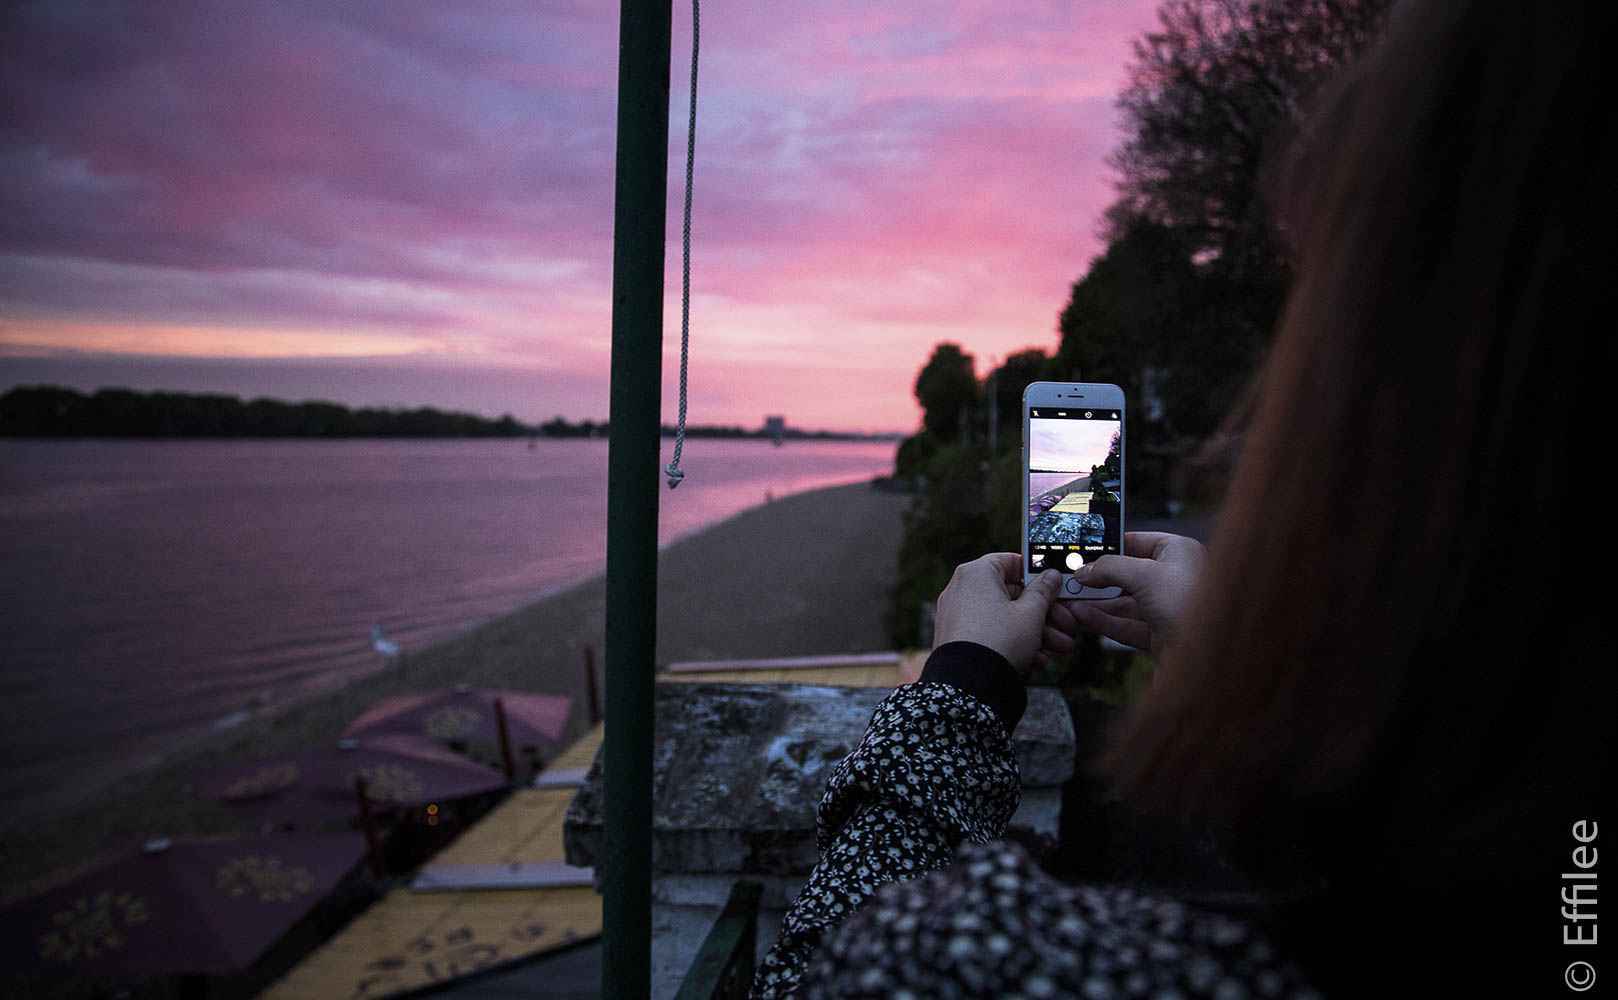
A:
1;834;366;979
342;688;571;751
196;734;508;826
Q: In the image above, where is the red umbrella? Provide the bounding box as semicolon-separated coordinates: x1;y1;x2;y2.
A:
196;734;508;827
0;834;366;979
342;688;571;772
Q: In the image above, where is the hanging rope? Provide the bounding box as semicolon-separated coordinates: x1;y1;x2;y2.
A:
665;0;699;489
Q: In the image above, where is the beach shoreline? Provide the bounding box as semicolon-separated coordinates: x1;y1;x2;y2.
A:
0;479;911;897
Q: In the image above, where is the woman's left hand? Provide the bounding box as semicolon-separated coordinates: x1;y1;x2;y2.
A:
933;553;1066;676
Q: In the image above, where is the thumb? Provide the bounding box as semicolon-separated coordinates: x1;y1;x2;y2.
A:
1074;554;1152;593
1017;569;1062;615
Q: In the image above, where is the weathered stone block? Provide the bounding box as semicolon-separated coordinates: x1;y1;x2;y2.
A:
564;682;1075;876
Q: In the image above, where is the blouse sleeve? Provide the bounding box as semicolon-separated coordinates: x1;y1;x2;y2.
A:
796;839;1324;999
750;642;1027;998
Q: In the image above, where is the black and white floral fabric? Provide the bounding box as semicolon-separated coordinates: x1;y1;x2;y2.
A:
750;645;1321;998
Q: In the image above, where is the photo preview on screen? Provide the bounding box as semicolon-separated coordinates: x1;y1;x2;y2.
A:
1028;407;1121;573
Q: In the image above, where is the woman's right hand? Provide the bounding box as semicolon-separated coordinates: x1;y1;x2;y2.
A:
1061;531;1207;656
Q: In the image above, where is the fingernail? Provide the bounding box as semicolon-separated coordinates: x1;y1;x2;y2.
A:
1072;565;1089;580
1041;569;1059;585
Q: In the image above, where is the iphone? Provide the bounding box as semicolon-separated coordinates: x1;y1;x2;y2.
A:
1023;382;1125;600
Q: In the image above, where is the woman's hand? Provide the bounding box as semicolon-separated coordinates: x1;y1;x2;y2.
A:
1062;531;1207;656
933;553;1065;676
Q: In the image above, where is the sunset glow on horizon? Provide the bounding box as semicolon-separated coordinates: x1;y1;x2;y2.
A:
1;1;1163;433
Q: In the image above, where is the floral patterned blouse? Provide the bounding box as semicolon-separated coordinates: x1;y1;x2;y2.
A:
749;641;1322;999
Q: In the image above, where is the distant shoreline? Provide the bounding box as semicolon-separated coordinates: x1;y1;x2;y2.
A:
0;384;903;441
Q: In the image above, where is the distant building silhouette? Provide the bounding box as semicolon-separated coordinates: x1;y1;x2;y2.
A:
763;415;786;445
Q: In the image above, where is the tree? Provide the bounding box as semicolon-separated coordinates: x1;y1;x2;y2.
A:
1111;0;1392;275
1107;0;1394;427
893;431;938;481
1054;0;1393;510
913;343;979;443
1054;217;1197;389
983;349;1050;454
1051;217;1207;510
1091;430;1122;502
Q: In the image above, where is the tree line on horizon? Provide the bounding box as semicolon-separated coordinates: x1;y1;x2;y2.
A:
889;0;1394;661
0;385;889;441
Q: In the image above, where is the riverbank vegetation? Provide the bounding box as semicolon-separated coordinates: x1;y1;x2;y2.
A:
0;385;894;441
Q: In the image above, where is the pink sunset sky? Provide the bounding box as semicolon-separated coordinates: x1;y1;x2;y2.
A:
0;1;1162;433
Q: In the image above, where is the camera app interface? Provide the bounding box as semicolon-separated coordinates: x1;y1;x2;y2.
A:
1028;407;1121;574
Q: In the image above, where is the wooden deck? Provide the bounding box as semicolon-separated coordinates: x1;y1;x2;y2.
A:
265;654;919;998
546;722;605;773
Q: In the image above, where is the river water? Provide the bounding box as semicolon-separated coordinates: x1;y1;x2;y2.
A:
0;437;896;815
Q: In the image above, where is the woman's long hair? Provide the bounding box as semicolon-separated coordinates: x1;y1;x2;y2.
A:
1098;0;1615;892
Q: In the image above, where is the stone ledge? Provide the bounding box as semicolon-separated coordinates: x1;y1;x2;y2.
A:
564;682;1075;876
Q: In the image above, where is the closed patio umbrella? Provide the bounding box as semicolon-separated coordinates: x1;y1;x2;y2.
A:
1;833;367;980
196;733;508;827
342;688;571;774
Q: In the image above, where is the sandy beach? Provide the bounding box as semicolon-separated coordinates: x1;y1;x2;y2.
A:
0;480;910;897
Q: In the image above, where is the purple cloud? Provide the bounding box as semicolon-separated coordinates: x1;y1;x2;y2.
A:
1;0;1161;430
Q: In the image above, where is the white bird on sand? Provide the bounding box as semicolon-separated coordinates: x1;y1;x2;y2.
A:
371;624;401;659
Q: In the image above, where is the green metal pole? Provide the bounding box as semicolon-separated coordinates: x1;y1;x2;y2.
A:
603;0;671;995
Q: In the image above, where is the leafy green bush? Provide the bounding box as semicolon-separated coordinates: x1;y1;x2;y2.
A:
887;442;992;647
893;430;938;483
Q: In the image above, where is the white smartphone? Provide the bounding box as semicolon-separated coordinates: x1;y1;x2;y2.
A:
1022;381;1125;600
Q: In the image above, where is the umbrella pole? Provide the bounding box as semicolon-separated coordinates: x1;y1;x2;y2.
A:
603;0;671;993
494;696;516;781
584;644;602;726
355;777;384;879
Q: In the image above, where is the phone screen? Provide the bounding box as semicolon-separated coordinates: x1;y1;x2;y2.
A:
1027;406;1122;574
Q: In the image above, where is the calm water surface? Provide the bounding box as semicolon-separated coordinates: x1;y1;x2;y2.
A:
1029;471;1087;498
0;437;895;814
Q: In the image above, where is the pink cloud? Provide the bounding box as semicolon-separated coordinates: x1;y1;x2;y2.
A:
1;0;1162;432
